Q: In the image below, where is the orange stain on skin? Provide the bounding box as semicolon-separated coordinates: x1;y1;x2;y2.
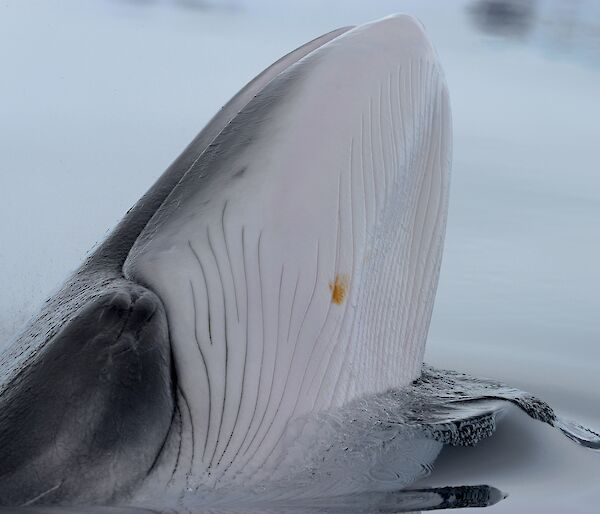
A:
329;274;349;305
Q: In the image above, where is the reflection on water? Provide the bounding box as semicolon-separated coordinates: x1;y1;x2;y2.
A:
468;0;600;65
0;485;504;513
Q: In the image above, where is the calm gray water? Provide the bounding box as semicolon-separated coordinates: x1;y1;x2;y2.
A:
1;0;599;512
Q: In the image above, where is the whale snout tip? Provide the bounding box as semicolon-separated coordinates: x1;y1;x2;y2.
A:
365;13;426;34
380;13;426;29
340;13;435;64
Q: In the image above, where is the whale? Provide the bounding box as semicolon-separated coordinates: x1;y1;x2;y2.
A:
0;14;597;511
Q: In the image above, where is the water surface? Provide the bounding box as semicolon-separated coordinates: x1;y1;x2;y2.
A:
0;0;599;511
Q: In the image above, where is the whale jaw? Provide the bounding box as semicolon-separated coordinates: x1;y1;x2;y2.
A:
125;14;451;487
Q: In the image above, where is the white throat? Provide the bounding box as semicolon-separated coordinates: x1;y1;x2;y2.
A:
125;14;451;488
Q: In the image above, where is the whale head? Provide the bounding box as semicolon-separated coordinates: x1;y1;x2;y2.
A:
124;14;452;488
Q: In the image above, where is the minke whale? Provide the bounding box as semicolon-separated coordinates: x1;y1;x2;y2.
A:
1;14;598;511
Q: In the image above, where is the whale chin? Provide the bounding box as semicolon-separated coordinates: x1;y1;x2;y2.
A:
124;14;451;486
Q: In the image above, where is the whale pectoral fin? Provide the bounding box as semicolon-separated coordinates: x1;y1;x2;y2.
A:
265;365;599;500
402;365;600;450
0;285;173;505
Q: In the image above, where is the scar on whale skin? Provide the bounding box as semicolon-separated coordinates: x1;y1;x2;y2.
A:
329;273;349;304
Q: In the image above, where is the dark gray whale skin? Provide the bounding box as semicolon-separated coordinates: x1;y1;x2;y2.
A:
0;28;351;507
0;282;172;505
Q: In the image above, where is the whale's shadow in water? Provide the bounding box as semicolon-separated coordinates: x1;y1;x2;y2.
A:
0;484;504;513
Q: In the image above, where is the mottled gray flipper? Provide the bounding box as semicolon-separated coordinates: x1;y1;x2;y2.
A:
0;283;172;505
293;365;600;458
408;366;600;450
